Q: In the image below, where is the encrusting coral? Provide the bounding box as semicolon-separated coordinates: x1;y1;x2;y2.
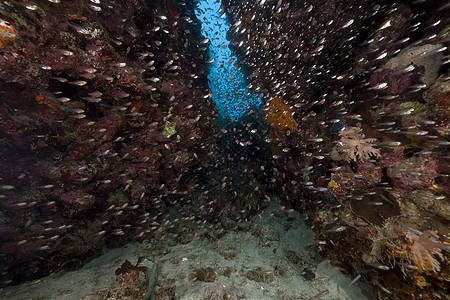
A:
264;97;297;133
331;126;381;162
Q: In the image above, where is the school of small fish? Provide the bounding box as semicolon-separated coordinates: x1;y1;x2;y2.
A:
0;0;448;298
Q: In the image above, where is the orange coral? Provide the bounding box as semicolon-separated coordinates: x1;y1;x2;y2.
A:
413;274;429;289
109;78;145;98
0;19;16;49
264;97;296;133
35;95;58;116
67;14;87;21
35;95;57;108
131;101;143;113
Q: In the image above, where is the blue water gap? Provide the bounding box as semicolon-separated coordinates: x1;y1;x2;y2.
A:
194;0;262;127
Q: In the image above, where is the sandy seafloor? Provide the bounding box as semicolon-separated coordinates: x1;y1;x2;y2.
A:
0;203;376;300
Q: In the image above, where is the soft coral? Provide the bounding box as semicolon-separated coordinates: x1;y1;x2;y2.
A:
405;230;445;273
331;126;381;162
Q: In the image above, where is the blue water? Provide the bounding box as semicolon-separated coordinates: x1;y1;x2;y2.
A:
194;0;262;127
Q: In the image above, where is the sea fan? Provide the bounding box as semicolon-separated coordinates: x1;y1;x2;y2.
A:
332;127;381;162
405;230;445;273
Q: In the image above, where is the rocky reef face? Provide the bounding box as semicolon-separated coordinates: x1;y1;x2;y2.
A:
0;0;448;299
0;0;219;286
223;0;449;298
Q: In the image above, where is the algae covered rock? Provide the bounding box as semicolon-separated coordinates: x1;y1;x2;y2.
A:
408;190;450;220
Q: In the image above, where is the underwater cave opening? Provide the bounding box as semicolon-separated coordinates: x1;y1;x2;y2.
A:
194;0;262;128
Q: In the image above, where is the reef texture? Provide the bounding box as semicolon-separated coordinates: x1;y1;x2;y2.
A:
0;0;219;287
224;0;449;299
0;0;448;299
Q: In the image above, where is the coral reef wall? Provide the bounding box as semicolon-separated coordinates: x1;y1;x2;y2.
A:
0;0;448;298
222;0;449;299
0;0;219;287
